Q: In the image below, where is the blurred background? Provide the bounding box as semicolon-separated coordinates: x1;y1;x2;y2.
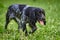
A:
0;0;60;40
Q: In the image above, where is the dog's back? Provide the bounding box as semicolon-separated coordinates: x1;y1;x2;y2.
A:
8;4;26;13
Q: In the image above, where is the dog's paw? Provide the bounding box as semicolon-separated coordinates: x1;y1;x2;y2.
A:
29;31;32;34
25;33;28;36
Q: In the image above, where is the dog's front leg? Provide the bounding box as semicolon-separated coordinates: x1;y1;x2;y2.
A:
29;22;37;34
18;14;28;36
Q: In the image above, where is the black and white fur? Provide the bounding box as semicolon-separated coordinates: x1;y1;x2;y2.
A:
5;4;46;36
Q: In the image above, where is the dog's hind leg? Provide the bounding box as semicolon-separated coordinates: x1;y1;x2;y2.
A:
5;12;10;29
5;11;14;29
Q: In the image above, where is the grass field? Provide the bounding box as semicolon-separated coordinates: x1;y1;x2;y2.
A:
0;0;60;40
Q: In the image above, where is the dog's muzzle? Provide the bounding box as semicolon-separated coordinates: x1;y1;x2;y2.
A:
39;20;46;25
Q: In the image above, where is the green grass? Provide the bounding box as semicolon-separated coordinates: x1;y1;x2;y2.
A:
0;0;60;40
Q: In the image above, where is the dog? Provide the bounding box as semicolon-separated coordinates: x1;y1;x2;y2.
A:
5;4;46;36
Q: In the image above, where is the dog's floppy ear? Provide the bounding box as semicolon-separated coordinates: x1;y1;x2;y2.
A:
41;9;45;16
34;8;39;14
35;8;45;14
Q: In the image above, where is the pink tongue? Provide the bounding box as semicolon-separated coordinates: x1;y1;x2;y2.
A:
40;21;44;25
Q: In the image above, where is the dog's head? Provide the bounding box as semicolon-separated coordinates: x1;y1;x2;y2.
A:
35;8;46;25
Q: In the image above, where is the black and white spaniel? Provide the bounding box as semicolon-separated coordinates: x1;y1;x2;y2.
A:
5;4;46;36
